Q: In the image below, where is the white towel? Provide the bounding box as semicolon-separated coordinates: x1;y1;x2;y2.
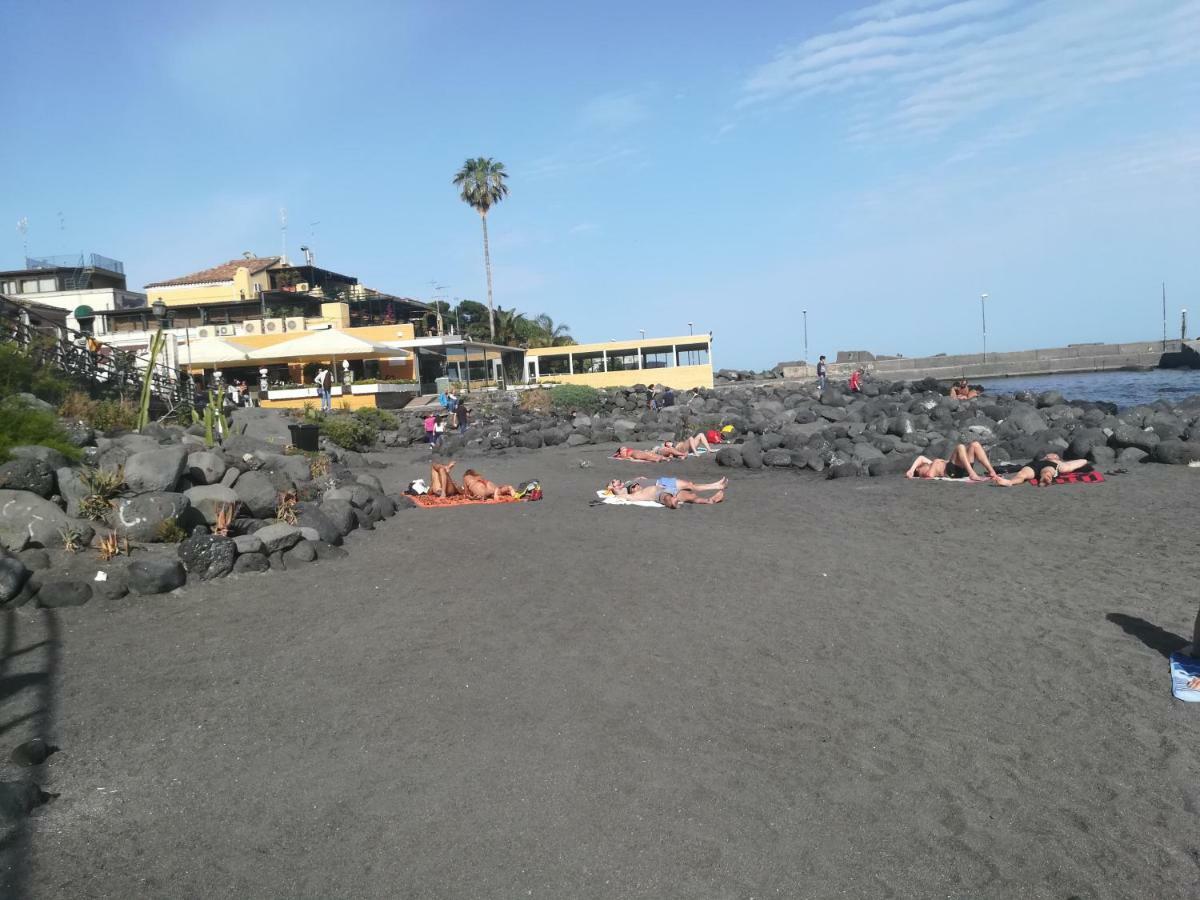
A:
594;490;663;508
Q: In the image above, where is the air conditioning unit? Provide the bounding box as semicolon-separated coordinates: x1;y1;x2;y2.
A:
242;319;261;335
214;324;238;337
263;318;283;333
294;282;310;293
196;327;212;339
283;316;305;332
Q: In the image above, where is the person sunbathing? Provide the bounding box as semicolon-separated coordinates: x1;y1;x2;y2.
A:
605;476;727;508
461;469;517;500
615;446;669;462
652;432;714;458
949;380;981;400
991;452;1090;487
430;461;462;497
906;441;1000;481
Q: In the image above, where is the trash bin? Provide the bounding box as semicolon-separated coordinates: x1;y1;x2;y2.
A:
288;423;320;452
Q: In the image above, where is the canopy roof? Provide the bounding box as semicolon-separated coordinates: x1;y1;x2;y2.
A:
245;329;408;362
178;337;253;366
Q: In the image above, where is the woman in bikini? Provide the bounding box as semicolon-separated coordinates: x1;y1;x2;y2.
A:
605;476;728;508
906;441;1000;481
461;469;517;500
615;446;669;462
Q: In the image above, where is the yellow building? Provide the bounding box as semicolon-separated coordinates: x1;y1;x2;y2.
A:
525;334;713;390
145;256;285;307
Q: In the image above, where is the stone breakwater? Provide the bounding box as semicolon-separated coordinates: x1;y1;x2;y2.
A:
388;381;1200;474
0;403;409;610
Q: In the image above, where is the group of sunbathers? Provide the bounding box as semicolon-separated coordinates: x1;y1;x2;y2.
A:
604;476;727;507
907;441;1091;486
429;461;517;500
949;380;982;400
614;431;714;462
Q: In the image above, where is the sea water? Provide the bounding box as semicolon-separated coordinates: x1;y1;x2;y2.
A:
976;369;1200;409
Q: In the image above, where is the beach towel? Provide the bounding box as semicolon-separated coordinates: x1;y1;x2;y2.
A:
1035;470;1104;486
592;490;663;508
1169;652;1200;701
412;494;526;508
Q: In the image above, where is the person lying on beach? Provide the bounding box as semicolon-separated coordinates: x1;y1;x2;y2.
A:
949;380;981;400
651;432;714;458
605;476;727;508
430;462;462;497
906;441;1000;481
461;469;517;501
614;446;669;462
991;452;1090;487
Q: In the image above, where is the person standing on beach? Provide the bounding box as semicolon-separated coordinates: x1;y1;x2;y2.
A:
455;401;469;434
315;367;332;412
816;356;827;391
424;412;438;448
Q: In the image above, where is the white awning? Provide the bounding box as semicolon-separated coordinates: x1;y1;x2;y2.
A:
177;337;253;366
245;330;409;362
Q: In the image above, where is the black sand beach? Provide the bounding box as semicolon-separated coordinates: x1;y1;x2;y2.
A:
3;447;1199;898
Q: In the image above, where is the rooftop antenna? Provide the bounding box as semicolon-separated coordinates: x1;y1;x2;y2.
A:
16;217;28;259
58;211;65;232
280;207;288;264
429;280;448;335
1162;282;1167;350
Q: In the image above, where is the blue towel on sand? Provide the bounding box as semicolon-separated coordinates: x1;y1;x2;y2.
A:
1169;652;1200;701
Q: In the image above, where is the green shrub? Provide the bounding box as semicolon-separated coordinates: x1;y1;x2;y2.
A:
549;384;602;413
59;392;138;432
319;414;376;451
352;407;399;431
0;399;82;464
0;343;70;404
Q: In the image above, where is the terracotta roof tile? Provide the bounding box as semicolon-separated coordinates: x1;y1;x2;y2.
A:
145;256;281;289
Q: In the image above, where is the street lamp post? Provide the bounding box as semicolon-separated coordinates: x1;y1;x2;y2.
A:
1183;308;1189;342
980;293;989;363
802;309;808;368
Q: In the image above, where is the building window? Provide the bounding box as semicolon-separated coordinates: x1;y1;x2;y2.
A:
642;350;674;369
538;355;570;375
20;279;39;294
573;352;606;373
0;280;16;294
607;352;639;371
39;277;56;292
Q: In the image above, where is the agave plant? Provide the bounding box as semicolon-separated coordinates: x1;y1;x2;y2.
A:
212;501;238;537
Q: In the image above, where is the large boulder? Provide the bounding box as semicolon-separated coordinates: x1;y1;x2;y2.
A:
324;484;374;509
762;448;792;467
0;458;56;498
231;470;278;519
0;490;69;551
183;485;240;526
1005;407;1047;435
254;523;303;554
295;503;342;546
108;492;190;542
318;499;358;536
36;579;92;608
1151;440;1200;466
0;557;31;604
186;451;227;486
126;558;187;594
9;445;72;470
1109;424;1159;453
55;467;90;518
177;534;237;580
124;446;188;493
232;553;270;574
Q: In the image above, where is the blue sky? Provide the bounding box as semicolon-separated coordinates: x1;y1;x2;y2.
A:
2;0;1199;368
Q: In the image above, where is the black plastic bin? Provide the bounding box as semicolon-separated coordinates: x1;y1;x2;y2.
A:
288;423;320;452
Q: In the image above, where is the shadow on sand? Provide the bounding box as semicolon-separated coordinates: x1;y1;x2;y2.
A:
0;607;60;900
1106;612;1190;659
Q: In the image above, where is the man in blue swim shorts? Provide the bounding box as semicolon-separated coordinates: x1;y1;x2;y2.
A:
605;476;728;508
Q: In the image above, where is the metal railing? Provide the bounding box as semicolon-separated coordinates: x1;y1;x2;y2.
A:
24;253;125;275
0;297;191;419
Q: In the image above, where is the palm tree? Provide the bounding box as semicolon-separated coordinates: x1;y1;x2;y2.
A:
530;313;574;347
493;306;529;347
452;157;509;339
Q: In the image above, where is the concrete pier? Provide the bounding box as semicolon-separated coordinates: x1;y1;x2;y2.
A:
778;339;1198;383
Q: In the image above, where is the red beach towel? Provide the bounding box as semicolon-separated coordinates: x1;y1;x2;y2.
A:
412;495;527;508
1031;470;1105;486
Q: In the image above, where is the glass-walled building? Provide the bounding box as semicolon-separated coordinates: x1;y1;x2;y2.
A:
525;334;713;390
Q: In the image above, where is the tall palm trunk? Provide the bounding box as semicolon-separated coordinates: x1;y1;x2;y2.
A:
480;212;496;339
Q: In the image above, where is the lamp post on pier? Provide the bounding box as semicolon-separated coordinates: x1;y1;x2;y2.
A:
802;309;808;369
980;293;989;363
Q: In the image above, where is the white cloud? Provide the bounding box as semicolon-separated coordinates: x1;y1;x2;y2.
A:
739;0;1200;146
568;222;597;235
577;91;651;131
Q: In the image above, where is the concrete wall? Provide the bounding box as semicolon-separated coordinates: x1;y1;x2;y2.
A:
779;339;1185;382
